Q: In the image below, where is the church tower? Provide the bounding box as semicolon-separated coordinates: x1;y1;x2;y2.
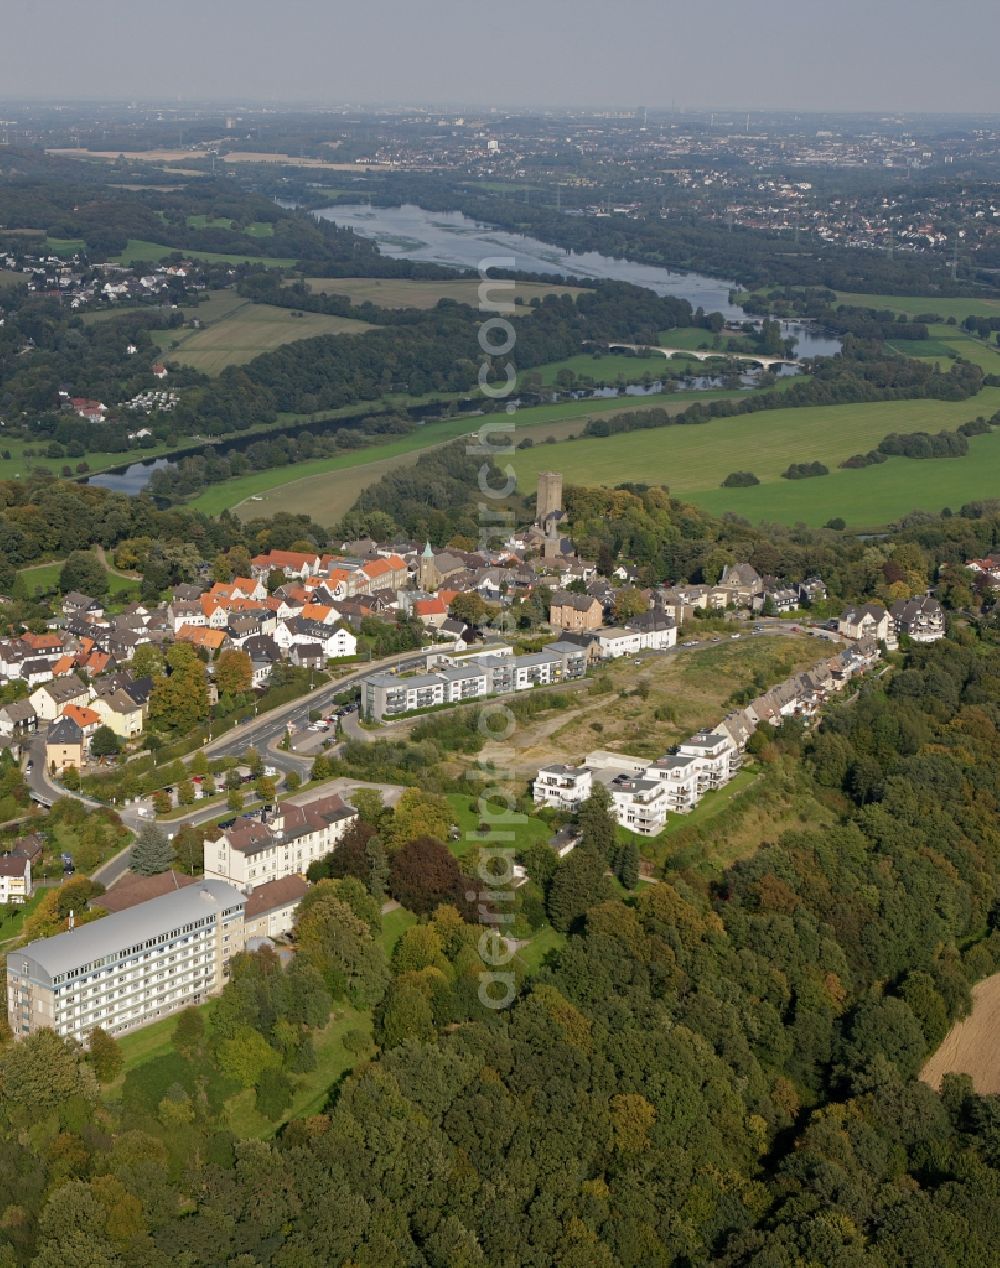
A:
418;541;438;591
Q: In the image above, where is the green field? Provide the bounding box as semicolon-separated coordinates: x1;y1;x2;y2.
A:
112;239;296;268
837;291;1000;321
45;237;86;257
688;426;1000;527
524;352;673;387
162;300;374;374
187;215;274;237
195;387;752;521
17;555;139;600
887;338;957;359
658;326;755;352
0;270;23;288
299;276;588;309
507;388;1000;530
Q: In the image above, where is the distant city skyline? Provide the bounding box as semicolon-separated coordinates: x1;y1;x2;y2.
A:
1;0;997;115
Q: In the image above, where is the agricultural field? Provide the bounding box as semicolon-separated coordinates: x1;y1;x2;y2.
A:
837;291;1000;321
658;326;755;352
921;971;1000;1094
298;276;588;309
0;269;23;288
510;388;1000;530
186;214;273;237
111;239;296;268
162;301;375;374
209;387;751;522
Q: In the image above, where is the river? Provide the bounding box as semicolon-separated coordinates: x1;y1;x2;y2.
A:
90;203;841;496
316;202;842;359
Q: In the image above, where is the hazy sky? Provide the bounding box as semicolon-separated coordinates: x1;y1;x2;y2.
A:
3;0;998;114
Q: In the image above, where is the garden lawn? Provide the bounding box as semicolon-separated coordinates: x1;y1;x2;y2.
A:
445;793;553;858
377;906;417;955
225;1004;373;1138
515;925;567;975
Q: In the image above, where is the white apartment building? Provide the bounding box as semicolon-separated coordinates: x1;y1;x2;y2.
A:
595;624;677;659
533;764;593;810
203;794;358;892
676;731;741;792
646;754;702;813
608;774;669;836
6;881;245;1043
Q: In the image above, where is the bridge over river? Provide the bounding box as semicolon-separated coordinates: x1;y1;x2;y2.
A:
606;342;797;370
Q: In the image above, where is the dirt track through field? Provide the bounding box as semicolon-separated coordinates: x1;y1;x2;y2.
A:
920;972;1000;1093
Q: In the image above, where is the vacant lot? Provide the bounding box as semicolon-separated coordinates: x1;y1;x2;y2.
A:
510;388;1000;529
473;634;822;778
164;301;374;374
921;972;1000;1093
299;276;587;309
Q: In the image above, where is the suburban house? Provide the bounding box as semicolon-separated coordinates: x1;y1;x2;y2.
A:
719;562;764;605
243;875;310;941
0;854;31;905
0;701;38;738
838;603;897;649
45;716;84;775
250;550;321;581
30;675;91;723
91;690;145;740
608;773;669;836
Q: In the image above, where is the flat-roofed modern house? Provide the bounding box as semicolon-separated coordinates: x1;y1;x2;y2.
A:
6;880;245;1043
533;764;593;810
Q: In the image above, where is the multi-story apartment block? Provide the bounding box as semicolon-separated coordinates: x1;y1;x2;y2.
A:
676;731;741;791
362;643;588;721
6;881;245;1043
608;774;669;836
890;596;945;643
203;795;357;892
646;754;702;813
533;764;593;810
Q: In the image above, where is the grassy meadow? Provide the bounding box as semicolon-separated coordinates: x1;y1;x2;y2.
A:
836;291;1000;321
508;389;1000;528
160;300;374;374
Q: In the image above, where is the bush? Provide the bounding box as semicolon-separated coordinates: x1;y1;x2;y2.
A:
782;461;829;480
721;471;760;487
255;1067;293;1120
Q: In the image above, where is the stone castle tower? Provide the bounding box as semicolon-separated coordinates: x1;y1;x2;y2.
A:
536;471;563;529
